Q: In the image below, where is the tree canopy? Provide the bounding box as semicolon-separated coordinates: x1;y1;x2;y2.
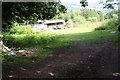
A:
2;2;67;27
80;0;88;8
80;0;119;9
104;9;119;19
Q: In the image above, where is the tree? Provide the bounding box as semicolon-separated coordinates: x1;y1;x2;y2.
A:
80;9;89;19
81;9;99;19
97;11;104;21
2;2;67;29
99;0;119;9
73;16;86;23
104;9;119;19
71;9;81;19
80;0;88;7
57;12;71;22
80;0;119;9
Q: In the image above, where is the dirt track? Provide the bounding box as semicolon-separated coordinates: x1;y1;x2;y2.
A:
2;41;120;78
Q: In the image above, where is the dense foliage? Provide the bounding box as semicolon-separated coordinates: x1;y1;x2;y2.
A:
2;2;67;29
104;9;119;19
57;8;104;24
80;0;119;9
95;9;119;31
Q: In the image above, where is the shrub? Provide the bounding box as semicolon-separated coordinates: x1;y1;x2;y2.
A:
67;19;73;23
10;25;34;34
87;17;98;22
95;18;120;31
73;16;86;24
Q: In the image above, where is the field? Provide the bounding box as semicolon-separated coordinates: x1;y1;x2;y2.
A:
2;21;119;61
2;20;120;78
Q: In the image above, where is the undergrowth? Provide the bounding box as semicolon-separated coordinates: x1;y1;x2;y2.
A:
2;19;120;66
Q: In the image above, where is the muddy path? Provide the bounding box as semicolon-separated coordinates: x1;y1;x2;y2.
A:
2;41;120;78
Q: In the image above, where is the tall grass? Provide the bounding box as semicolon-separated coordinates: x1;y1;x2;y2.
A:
95;18;120;31
2;20;120;65
2;19;120;50
74;21;101;28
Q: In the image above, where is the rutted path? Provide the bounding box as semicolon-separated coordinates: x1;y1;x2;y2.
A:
3;41;120;78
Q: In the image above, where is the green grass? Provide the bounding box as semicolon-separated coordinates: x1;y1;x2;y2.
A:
2;21;120;68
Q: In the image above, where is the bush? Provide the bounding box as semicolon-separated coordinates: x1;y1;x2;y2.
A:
73;16;86;24
2;32;60;48
95;18;120;31
87;17;98;22
10;25;34;34
67;19;73;23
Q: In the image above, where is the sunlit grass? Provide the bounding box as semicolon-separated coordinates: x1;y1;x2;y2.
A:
3;21;119;51
2;20;120;66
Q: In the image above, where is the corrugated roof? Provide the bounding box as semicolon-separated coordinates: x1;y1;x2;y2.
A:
44;19;65;24
37;20;44;22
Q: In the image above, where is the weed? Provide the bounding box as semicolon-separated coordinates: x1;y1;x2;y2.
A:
2;20;120;67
